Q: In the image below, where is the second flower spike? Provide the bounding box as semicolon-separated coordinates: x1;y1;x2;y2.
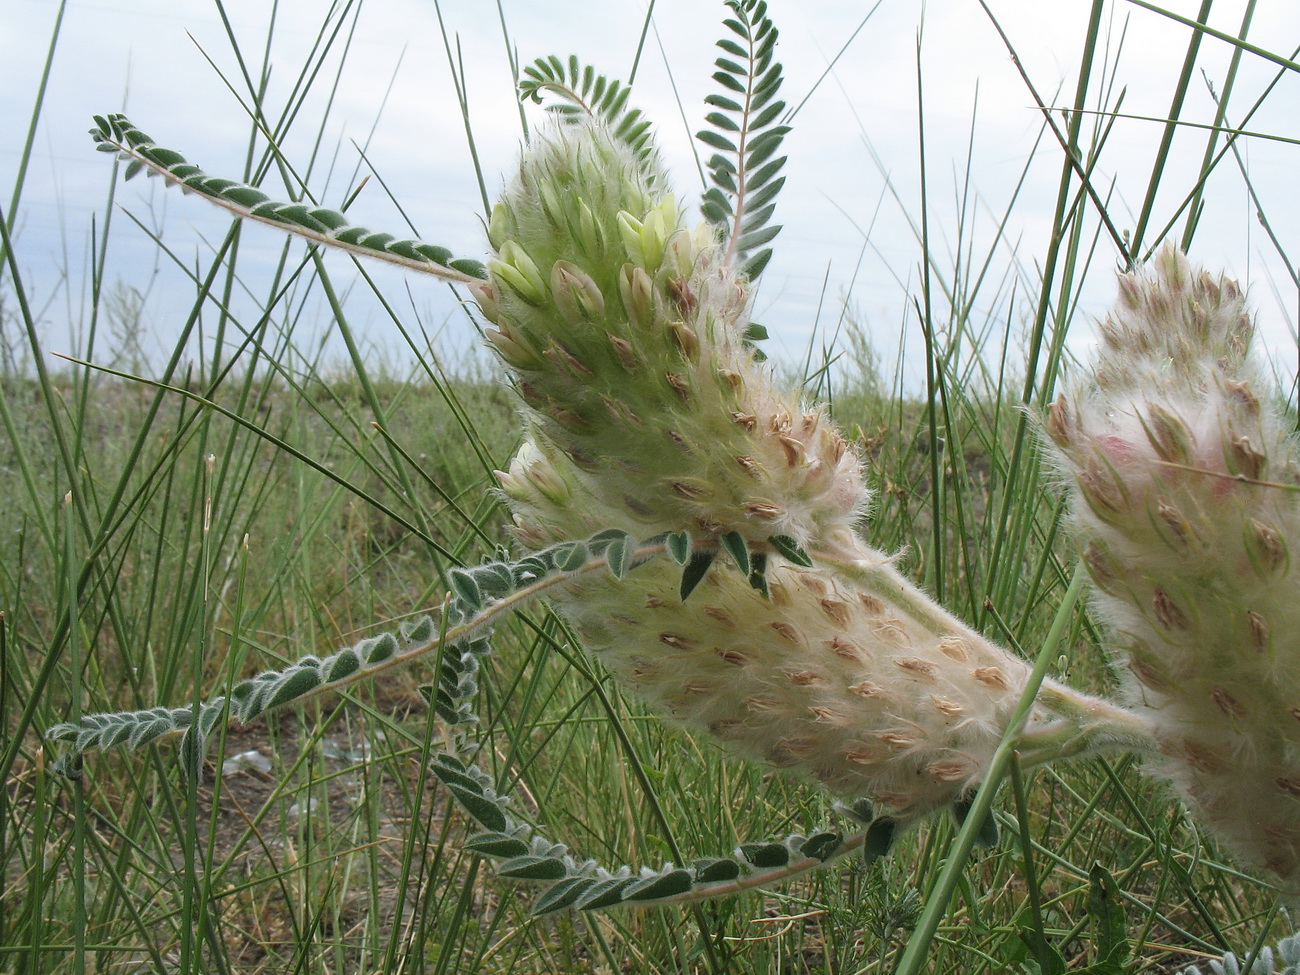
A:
1048;245;1300;892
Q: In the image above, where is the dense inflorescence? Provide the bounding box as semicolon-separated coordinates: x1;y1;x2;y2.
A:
479;120;865;555
479;117;1131;825
1048;245;1300;890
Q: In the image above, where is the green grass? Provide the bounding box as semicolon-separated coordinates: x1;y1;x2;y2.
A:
3;1;1299;972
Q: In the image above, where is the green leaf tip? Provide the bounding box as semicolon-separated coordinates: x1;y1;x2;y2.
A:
449;568;484;610
622;868;694;902
1087;862;1129;965
720;530;751;575
739;841;789;868
747;551;770;596
799;831;844;862
605;534;633;578
531;877;597;915
951;796;1000;850
444;784;509;834
679;549;717;601
863;818;897;865
572;878;631;911
465;832;530;859
693;857;742;883
768;534;813;567
835;796;875;824
497;855;569;881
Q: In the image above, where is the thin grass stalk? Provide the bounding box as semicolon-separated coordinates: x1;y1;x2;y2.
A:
1125;0;1300;73
914;25;945;604
1218;107;1300;289
979;0;1103;621
0;0;66;281
27;747;48;973
59;490;86;973
1181;0;1256;248
306;253;441;546
433;0;492;214
1009;758;1052;972
1129;0;1215;259
895;565;1085;975
978;3;1128;258
0;611;7;952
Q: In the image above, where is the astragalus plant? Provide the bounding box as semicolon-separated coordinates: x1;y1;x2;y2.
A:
38;0;1300;965
1047;245;1300;894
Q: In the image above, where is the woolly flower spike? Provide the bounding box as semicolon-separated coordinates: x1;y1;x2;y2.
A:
1048;245;1300;891
484;119;1149;828
477;118;864;556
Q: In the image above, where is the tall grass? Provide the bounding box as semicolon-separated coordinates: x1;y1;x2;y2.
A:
2;1;1298;972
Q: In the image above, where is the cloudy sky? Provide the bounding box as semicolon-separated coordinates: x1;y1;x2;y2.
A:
3;0;1298;385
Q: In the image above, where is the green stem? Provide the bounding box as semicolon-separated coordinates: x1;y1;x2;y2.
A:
815;542;1157;762
1032;682;1158;754
1009;758;1053;974
893;564;1087;975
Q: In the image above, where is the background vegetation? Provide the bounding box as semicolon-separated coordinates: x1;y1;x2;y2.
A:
2;0;1297;972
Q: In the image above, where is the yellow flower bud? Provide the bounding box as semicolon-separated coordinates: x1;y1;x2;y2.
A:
616;210;646;267
619;263;657;329
489;241;548;305
550;260;606;324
